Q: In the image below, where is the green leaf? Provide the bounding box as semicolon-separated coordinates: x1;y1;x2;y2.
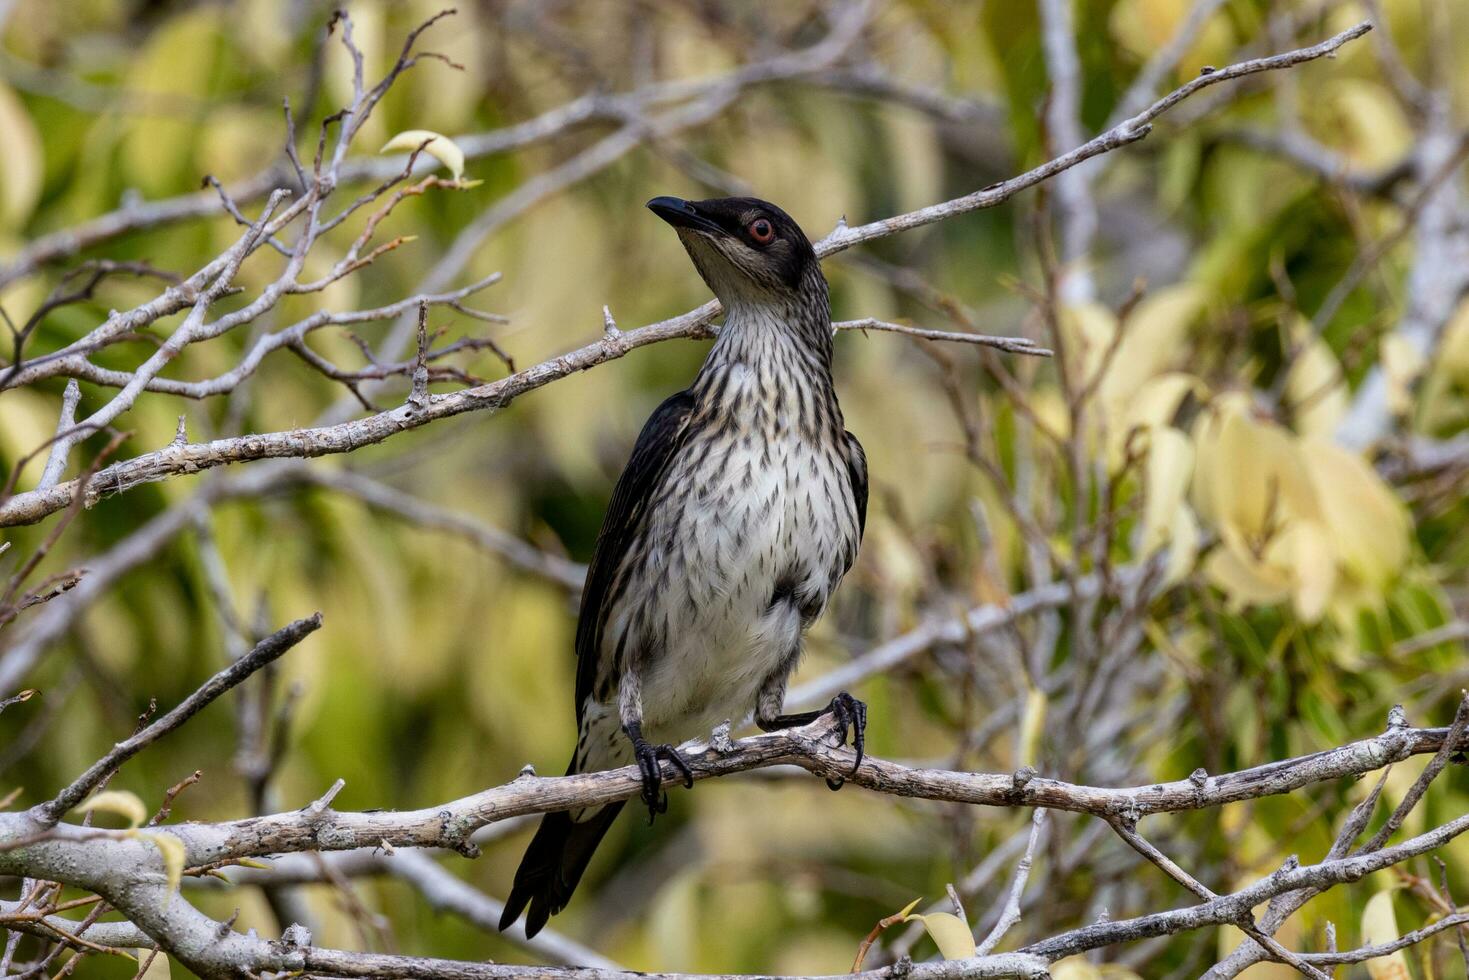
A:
893;898;923;920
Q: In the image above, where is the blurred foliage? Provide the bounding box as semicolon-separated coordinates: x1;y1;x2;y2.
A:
0;0;1466;976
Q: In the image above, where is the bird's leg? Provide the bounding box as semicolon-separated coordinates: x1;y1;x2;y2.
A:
755;682;867;791
622;720;694;822
618;676;692;822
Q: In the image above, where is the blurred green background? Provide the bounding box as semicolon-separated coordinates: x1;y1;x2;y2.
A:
1;0;1467;976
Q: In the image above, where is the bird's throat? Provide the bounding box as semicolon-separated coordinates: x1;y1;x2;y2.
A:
693;302;842;440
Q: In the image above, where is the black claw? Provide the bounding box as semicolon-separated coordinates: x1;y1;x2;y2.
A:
664;746;696;789
632;738;693;822
823;692;867;790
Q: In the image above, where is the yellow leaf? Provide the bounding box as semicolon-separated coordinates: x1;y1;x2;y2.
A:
1099;285;1206;418
1437;299;1469;386
1124;372;1203;432
1269;522;1336;623
1111;372;1206;467
1361;891;1411;980
1162;504;1200;587
1031;388;1072;442
136;950;170;979
1301;439;1410;589
1050;956;1102;980
1422;299;1469;430
380;129;465;181
0;83;42;229
1380;334;1426;417
1059;302;1116;387
74;790;147;828
1199;407;1319;538
1203;532;1293;609
910;912;977;960
1283;326;1347;438
1322;79;1414;171
1059;296;1211;458
1109;0;1233;73
145;832;187;900
1204;408;1269;534
1188;391;1250;528
1017;686;1047;768
1141;427;1194;553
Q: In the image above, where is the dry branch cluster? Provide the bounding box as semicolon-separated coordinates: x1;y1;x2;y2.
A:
0;3;1465;979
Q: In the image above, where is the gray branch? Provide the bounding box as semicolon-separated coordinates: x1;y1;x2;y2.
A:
2;715;1460;888
1036;0;1098;302
37;614;322;822
0;709;1460;975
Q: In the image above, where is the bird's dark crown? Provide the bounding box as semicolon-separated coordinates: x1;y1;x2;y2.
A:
647;195;821;297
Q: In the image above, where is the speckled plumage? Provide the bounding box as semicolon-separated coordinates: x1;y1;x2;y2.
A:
579;282;863;770
502;197;867;938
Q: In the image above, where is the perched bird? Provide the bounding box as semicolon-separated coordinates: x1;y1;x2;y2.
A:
500;196;868;938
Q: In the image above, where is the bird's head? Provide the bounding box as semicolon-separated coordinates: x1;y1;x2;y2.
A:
647;196;824;310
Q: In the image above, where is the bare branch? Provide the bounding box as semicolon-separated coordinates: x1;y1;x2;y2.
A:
834;319;1052;356
976;810;1047;955
1036;0;1098;302
816;22;1372;256
3;712;1460;875
37;614;322;822
36;380;81;489
0;706;1462;975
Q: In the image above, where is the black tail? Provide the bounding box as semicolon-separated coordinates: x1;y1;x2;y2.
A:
498;798;624;938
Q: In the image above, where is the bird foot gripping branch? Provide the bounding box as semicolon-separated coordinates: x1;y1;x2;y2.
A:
820;692;867;790
627;722;695;821
760;690;870;789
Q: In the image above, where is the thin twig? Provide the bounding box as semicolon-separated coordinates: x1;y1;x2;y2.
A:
37;614;322;822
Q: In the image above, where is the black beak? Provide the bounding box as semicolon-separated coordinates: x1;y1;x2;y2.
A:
647;196;724;236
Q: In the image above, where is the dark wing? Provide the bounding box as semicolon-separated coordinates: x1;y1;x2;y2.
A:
574;389;697;722
843;429;868;543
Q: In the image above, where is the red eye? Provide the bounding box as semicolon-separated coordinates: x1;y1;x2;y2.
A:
747;218;775;244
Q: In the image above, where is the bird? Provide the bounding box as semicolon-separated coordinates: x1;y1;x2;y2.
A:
499;196;868;939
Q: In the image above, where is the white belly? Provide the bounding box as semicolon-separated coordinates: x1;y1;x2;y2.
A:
591;425;856;760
